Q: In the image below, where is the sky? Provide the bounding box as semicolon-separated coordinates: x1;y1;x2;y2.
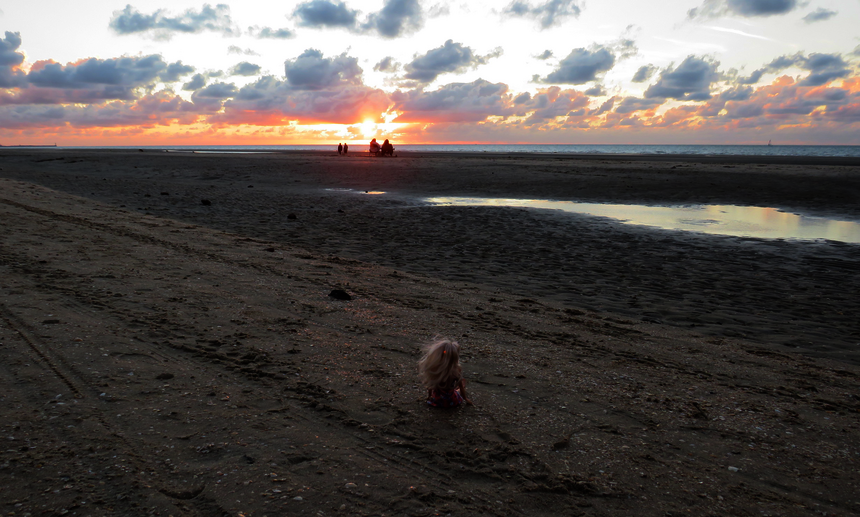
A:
1;0;859;145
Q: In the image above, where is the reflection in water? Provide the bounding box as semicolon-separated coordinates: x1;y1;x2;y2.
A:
426;197;860;244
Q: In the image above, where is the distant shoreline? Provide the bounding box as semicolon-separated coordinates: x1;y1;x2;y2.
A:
5;145;860;166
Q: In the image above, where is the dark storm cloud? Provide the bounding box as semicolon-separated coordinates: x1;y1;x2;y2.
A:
0;31;26;87
739;52;850;86
802;7;837;23
644;56;720;101
182;73;207;91
373;57;399;73
252;27;294;39
688;0;798;19
538;46;615;85
363;0;423;38
292;0;359;29
231;62;261;76
631;64;657;83
109;4;238;37
502;0;582;29
284;49;362;90
404;40;502;84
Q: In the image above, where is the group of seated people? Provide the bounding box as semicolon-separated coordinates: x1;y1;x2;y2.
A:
369;138;394;156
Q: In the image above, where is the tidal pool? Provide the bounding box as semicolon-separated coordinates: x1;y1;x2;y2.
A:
426;197;860;244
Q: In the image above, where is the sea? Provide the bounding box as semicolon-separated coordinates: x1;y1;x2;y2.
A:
60;144;860;158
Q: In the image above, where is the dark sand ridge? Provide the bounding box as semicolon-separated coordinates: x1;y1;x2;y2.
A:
0;151;859;516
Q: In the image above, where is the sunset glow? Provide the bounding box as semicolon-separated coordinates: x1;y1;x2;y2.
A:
1;0;859;146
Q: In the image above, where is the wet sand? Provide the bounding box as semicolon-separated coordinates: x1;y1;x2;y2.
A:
1;149;859;516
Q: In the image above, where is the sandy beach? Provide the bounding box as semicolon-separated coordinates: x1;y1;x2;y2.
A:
1;149;859;516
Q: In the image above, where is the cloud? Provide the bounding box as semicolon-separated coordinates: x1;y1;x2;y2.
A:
374;57;399;73
614;96;664;114
536;50;553;60
0;31;26;88
739;52;850;86
590;96;615;116
231;62;262;76
161;61;195;82
404;40;502;84
632;64;657;83
214;75;392;125
714;76;855;122
182;73;206;91
391;78;512;123
292;0;359;29
227;45;260;56
109;4;238;38
502;0;582;29
644;56;720;101
584;84;606;96
688;0;798;19
19;55;191;102
363;0;423;38
284;49;362;90
249;26;294;39
193;81;238;99
0;91;201;129
802;8;837;23
538;46;615;85
518;86;590;122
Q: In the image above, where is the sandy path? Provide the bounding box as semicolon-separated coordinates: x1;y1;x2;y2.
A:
1;172;860;516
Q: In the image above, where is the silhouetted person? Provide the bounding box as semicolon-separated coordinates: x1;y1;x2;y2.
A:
370;138;381;155
337;143;343;155
343;143;348;155
381;139;394;156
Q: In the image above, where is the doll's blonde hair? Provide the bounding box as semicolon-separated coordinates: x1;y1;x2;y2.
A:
417;337;463;389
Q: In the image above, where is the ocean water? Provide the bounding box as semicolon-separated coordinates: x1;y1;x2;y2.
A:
427;197;860;244
65;144;860;158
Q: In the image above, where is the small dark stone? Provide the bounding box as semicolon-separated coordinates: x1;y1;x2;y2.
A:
265;247;275;252
144;194;151;197
248;185;254;188
287;213;297;220
156;373;174;380
201;199;211;206
337;209;344;213
42;319;60;324
242;454;255;464
160;192;169;196
329;289;352;301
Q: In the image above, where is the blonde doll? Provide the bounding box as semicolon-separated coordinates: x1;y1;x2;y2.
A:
417;337;473;407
